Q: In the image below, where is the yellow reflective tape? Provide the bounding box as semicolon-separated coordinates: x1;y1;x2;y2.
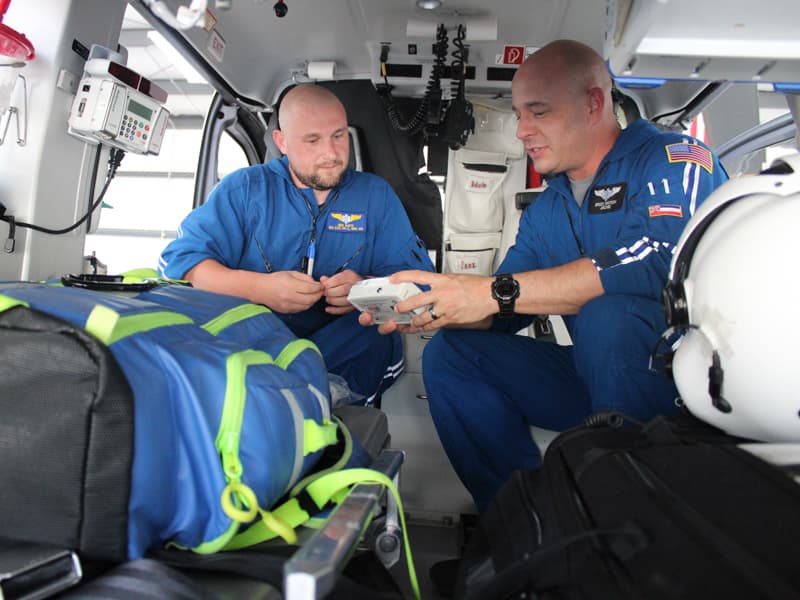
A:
0;294;28;312
303;418;339;455
85;305;193;345
275;338;321;369
84;305;119;343
290;415;352;497
202;303;272;336
189;520;240;555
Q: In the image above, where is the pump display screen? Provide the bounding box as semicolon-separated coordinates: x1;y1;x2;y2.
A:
127;98;153;121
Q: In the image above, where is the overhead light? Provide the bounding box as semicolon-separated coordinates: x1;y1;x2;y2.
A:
416;0;442;10
146;30;206;84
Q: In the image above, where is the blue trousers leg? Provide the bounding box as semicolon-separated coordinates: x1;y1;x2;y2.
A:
422;294;679;512
423;328;590;512
310;311;403;404
572;295;679;420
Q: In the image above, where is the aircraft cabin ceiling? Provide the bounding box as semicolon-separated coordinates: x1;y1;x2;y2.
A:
127;0;800;117
130;0;608;109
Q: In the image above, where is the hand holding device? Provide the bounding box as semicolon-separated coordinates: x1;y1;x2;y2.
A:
347;277;431;324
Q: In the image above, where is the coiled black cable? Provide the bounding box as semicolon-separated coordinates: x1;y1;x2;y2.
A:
440;23;474;150
450;24;467;100
380;24;448;135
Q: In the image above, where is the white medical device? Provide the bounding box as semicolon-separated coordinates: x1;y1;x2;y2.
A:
68;58;169;155
348;277;431;324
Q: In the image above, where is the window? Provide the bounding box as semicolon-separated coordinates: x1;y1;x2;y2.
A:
82;4;249;275
83;126;205;273
689;83;795;179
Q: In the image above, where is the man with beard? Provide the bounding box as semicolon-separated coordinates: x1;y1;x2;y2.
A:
159;84;433;404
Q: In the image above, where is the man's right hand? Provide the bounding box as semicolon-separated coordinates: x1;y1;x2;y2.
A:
184;260;323;313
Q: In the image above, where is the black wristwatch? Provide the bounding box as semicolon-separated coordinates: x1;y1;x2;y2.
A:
491;273;520;318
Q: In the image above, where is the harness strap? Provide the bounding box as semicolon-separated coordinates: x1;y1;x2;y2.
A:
303;418;339;455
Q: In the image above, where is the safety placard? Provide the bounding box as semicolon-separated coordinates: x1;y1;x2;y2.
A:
501;45;525;65
496;46;539;65
207;29;226;63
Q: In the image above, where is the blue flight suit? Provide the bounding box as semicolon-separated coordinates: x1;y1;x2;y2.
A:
160;156;434;403
423;119;729;511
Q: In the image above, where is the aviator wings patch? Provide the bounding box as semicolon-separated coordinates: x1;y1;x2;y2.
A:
327;212;367;233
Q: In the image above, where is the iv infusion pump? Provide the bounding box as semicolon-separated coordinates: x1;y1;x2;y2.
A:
68;59;170;155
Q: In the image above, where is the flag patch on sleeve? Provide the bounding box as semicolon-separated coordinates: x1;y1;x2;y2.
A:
665;143;713;173
648;204;683;218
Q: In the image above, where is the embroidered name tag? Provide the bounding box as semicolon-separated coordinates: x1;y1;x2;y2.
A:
589;183;626;214
327;212;366;233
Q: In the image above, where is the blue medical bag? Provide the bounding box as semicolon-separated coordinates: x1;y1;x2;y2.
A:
0;282;343;560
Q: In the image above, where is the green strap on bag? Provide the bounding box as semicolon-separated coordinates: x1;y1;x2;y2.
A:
0;294;28;312
78;299;343;557
1;287;420;595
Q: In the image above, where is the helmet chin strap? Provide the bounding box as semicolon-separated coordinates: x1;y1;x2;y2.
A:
650;324;730;414
708;349;730;414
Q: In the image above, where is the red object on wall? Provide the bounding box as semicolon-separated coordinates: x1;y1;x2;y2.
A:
527;157;542;188
0;0;35;61
502;45;525;65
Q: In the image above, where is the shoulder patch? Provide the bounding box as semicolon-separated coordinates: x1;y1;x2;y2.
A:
665;142;713;174
327;212;367;233
648;204;683;218
588;183;626;214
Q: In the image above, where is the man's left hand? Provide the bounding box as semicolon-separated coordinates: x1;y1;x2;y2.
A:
321;270;362;315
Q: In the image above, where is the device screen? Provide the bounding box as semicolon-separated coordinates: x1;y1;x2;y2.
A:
127;98;152;121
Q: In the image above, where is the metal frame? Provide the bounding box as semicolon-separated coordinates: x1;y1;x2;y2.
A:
283;449;404;600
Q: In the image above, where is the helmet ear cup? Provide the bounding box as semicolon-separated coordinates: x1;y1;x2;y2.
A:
662;280;689;329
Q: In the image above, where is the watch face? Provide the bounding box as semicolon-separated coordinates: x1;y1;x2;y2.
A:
493;275;519;317
494;280;516;299
493;276;520;300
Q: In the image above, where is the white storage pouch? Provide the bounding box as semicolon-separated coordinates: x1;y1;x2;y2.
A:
444;231;503;276
446;148;508;233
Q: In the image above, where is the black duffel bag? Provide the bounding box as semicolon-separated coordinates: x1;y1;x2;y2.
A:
457;413;800;600
0;302;134;561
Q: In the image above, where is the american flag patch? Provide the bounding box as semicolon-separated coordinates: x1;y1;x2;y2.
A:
665;143;713;173
648;204;683;218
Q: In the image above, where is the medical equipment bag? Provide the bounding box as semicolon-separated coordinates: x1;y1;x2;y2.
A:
455;413;800;599
0;281;344;561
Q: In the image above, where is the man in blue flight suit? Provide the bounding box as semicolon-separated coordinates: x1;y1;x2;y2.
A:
160;84;433;404
364;40;728;512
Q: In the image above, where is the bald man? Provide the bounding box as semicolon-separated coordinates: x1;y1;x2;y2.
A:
160;84;433;404
365;40;728;512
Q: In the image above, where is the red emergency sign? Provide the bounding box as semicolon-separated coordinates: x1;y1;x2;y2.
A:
502;45;525;65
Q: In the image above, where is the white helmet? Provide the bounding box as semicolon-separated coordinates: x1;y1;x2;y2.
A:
663;153;800;442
